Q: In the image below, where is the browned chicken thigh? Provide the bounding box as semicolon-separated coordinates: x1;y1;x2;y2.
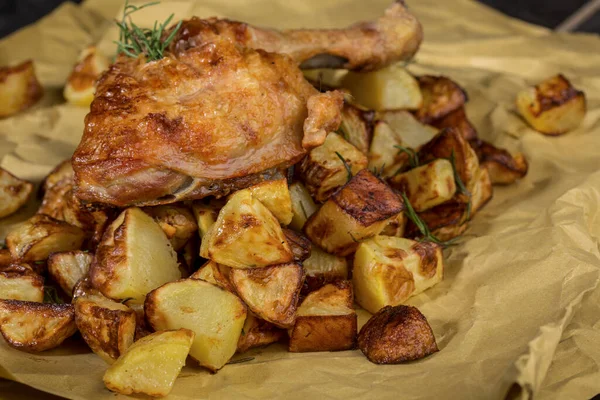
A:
72;1;422;207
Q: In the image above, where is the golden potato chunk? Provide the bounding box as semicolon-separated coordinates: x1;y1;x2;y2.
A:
302;247;348;294
246;178;293;225
145;279;247;372
283;228;312;262
380;212;407;238
389;159;456;212
353;236;443;314
190;260;235;293
304;170;403;256
297;132;368;203
0;60;43;118
103;329;194;397
75;292;136;363
48;251;93;296
516;74;586;135
0;264;44;302
200;189;293;269
473;140;528;185
142;204;198;251
289;280;357;352
5;214;86;263
40;159;73;195
378;110;439;149
0;168;33;219
288;182;319;231
191;198;224;240
418;128;480;192
64;46;109;107
90;207;181;302
237;312;284;353
230;262;303;328
414;75;467;124
470;167;493;215
368;120;408;178
358;305;438;364
341;65;422;111
0;300;77;352
339;102;375;154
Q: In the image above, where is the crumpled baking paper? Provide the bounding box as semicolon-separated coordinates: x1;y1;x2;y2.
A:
1;0;599;399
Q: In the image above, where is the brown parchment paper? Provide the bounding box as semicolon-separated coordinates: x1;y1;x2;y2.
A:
1;0;600;399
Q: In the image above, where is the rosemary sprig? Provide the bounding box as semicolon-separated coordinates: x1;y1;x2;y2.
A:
448;150;472;221
401;192;457;247
227;356;255;365
120;297;135;304
335;152;353;182
370;163;385;178
114;0;182;61
394;145;419;169
43;286;64;304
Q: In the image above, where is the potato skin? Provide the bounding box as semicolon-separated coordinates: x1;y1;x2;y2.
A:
289;314;357;353
414;75;467;124
431;107;478;141
0;60;43;118
0;263;44;302
48;251;93;296
282;228;312;262
0;168;33;219
472;140;528;185
237;312;284;353
358;305;438;364
0;300;77;352
74;295;136;363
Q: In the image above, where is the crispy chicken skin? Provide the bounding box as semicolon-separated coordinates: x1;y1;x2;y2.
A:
170;1;422;71
73;35;343;207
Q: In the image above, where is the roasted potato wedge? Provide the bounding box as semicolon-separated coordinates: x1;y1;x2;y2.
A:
143;204;198;251
341;65;422;111
200;189;293;269
414;75;467;124
304;170;403;256
368;120;409;178
38;177;72;220
389;159;456;212
0;300;77;352
378;110;439;149
380;212;407;238
191;198;224;240
103;329;194;397
64;46;109;107
246;178;293;225
0;264;44;302
302;247;348;294
237;312;284;353
297;132;368;203
90;207;181;302
230;262;303;328
288;181;319;231
283;228;312;262
48;251;93;296
0;60;43;118
289;280;357;352
0;249;11;267
431;107;478;141
405;201;468;242
75;291;136;363
190;260;235;293
5;214;86;263
353;236;443;313
339;102;376;154
145;279;247;371
0;168;33;219
516;74;586;135
473;140;528;185
418;128;480;192
40;159;73;195
470;167;493;215
358;305;438;364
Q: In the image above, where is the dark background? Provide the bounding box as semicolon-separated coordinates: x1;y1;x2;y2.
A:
0;0;599;38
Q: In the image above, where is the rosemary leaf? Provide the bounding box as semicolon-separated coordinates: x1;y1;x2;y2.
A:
448;150;472;221
401;192;457;247
335;152;353;182
43;286;64;304
394;145;419;168
227;357;255;365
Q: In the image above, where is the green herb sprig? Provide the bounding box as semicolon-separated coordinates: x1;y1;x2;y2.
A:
114;0;182;61
335;152;353;183
43;286;64;304
448;150;472;221
401;192;457;247
394;145;419;169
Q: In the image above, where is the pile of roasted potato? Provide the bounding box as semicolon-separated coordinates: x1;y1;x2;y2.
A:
1;61;590;397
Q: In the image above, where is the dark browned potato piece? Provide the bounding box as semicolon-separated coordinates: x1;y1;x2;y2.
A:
472;140;528;185
414;76;467;124
405;201;468;242
0;300;77;352
282;228;312;262
304;169;403;256
39;159;73;196
237;312;284;353
431;107;478;142
142;204;198;251
0;249;11;267
339;102;376;154
358;305;438;364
